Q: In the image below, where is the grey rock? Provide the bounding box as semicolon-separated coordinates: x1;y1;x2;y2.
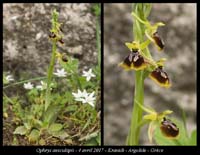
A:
3;3;97;79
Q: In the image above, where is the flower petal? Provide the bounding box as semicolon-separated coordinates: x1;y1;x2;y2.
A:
125;41;140;51
86;76;91;81
148;121;157;143
88;102;95;107
144;113;157;121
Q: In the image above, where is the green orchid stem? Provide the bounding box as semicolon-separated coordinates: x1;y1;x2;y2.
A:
126;3;152;145
130;71;144;145
45;41;56;111
45;10;58;111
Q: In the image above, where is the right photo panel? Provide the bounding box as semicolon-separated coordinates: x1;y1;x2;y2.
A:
104;3;196;145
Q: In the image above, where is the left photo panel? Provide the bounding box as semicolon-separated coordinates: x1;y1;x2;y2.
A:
3;3;101;146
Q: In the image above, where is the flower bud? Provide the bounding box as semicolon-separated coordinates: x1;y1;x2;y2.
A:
152;32;164;51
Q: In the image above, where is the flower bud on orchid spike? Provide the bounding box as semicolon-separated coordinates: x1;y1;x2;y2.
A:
152;32;164;51
160;117;179;138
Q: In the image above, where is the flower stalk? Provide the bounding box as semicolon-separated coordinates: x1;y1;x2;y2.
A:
126;3;152;145
45;9;59;111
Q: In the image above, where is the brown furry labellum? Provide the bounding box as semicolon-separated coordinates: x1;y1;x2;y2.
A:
58;39;64;44
149;66;171;88
160;117;179;138
119;49;148;70
49;32;56;39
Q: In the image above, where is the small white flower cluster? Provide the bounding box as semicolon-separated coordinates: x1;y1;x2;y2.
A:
82;68;95;81
6;75;14;82
36;81;48;90
5;74;14;83
23;82;34;90
72;89;96;107
23;68;97;107
23;68;68;90
23;81;54;90
53;68;67;77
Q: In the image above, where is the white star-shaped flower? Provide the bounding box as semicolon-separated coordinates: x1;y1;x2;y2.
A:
36;81;47;90
53;68;67;77
82;91;96;107
82;68;96;81
72;89;88;102
24;82;34;90
6;75;14;82
72;89;96;107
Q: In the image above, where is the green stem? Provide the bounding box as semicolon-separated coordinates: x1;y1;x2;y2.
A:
45;10;58;111
45;41;56;111
126;3;152;145
129;71;144;145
